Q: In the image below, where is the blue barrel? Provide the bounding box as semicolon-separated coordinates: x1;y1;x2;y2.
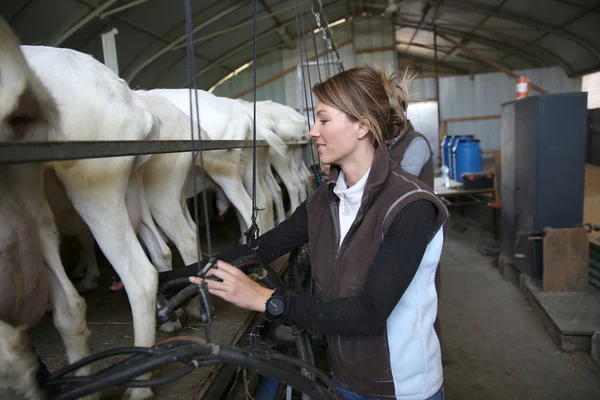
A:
441;135;454;169
449;135;474;179
454;139;482;183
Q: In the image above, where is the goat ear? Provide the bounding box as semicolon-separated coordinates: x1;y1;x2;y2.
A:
9;86;40;140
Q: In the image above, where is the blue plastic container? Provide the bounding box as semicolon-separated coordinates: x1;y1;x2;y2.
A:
449;135;474;179
454;139;482;183
441;135;454;169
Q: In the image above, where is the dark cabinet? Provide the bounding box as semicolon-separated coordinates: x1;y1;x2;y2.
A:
500;93;588;280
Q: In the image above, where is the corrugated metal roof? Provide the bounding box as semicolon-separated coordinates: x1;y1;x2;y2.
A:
2;0;599;91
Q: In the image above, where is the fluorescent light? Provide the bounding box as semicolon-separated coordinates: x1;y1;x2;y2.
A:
313;18;346;34
208;60;254;93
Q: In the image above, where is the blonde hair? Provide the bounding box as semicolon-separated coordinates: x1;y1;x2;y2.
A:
312;64;412;148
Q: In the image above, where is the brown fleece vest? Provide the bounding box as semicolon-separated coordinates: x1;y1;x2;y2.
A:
388;129;434;189
306;146;448;398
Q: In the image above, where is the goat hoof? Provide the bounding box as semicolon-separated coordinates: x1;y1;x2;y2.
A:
183;297;203;320
72;264;86;279
77;275;99;294
159;318;182;333
124;387;153;400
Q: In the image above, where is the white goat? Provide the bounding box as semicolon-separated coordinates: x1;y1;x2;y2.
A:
21;45;163;400
0;19;92;400
251;100;314;213
150;89;286;241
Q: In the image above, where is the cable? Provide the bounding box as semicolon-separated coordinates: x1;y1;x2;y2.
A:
43;340;342;400
242;0;261;252
309;6;323;84
183;0;204;266
293;0;312;133
298;0;316;123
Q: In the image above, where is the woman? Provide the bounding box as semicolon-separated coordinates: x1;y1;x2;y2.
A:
162;65;448;400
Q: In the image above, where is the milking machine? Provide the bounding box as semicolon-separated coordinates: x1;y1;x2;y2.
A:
40;250;339;400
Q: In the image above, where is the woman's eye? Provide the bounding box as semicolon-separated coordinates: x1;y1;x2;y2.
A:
320;120;328;124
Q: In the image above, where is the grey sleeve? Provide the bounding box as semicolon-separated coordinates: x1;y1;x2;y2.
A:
400;137;430;176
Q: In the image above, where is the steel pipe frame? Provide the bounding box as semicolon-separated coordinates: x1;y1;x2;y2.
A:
0;140;309;165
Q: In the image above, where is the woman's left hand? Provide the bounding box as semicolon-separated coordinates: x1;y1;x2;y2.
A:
189;260;275;312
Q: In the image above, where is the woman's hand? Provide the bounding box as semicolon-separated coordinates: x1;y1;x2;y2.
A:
189;260;275;312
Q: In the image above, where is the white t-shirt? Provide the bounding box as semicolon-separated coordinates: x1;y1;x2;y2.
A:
332;168;371;247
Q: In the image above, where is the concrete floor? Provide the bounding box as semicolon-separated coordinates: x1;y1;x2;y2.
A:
440;220;600;400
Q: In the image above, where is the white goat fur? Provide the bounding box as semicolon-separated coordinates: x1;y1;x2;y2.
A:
0;19;93;400
149;89;287;241
21;44;162;399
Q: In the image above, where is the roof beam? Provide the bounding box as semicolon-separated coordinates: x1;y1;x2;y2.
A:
397;40;482;66
403;1;432;54
397;19;575;73
443;0;600;60
51;0;120;46
398;52;472;74
70;0;233;77
554;0;600;16
124;0;247;82
442;0;508;61
496;2;600;65
170;3;303;51
258;0;296;49
100;0;150;19
180;0;346;87
439;33;548;93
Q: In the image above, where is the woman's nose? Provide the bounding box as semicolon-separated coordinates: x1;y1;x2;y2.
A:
309;124;319;138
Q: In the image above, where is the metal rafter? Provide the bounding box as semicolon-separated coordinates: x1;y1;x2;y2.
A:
397;19;575;73
402;1;433;54
496;1;600;65
258;0;296;48
124;0;247;82
181;0;345;87
397;40;486;66
170;3;308;51
100;0;150;19
443;0;600;60
72;0;233;75
409;17;576;73
397;49;473;73
554;0;600;16
8;0;35;22
442;0;508;60
51;0;120;46
152;41;291;88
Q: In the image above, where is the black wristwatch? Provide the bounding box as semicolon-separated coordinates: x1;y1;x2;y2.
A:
265;290;286;319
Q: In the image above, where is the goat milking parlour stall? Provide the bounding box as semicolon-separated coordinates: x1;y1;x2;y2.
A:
0;0;347;398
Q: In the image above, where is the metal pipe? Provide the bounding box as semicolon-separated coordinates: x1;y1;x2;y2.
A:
51;0;120;46
125;1;247;82
100;0;149;19
0;139;309;165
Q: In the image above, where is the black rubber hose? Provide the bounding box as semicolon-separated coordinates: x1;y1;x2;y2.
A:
217;347;341;400
49;342;342;400
121;364;196;388
53;343;215;400
234;347;330;391
166;284;200;311
44;347;154;381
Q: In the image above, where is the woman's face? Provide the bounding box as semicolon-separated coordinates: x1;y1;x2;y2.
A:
309;102;365;166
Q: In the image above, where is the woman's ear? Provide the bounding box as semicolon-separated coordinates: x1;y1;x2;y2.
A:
356;118;371;140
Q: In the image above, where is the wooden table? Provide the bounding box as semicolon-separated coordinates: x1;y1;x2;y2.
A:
434;177;499;238
434;177;497;206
